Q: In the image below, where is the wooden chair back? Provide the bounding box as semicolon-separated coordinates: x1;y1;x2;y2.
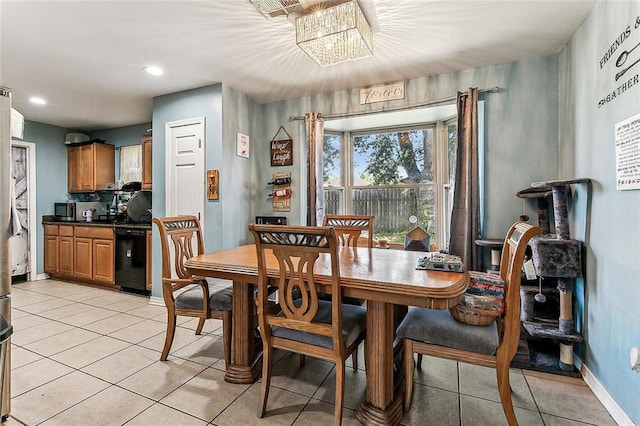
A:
249;224;343;350
153;215;232;366
322;214;374;248
153;215;205;293
497;221;542;352
399;221;542;426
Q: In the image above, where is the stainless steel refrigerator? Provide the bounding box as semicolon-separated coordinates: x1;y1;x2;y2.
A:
0;86;15;421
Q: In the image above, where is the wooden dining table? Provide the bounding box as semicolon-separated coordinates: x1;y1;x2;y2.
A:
186;244;469;425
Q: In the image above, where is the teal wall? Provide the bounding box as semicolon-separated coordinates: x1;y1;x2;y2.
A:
150;85;224;298
559;1;640;422
15;120;70;275
221;85;262;247
260;56;560;239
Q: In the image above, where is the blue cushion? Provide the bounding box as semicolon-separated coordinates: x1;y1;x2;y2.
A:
175;279;233;311
396;307;499;355
272;300;366;349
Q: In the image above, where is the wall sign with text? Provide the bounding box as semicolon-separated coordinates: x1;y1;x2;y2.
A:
615;111;640;190
360;81;405;105
597;15;640;108
269;126;293;167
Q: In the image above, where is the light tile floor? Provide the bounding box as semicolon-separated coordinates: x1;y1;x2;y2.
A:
7;279;617;425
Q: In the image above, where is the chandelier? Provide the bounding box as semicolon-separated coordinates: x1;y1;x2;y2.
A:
295;1;373;67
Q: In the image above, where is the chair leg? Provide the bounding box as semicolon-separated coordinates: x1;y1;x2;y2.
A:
161;312;177;361
496;355;518;426
416;354;423;371
195;317;206;335
222;310;232;369
403;340;415;411
299;354;306;367
333;361;345;426
258;343;273;419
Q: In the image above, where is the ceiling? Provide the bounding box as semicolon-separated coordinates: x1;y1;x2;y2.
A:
1;0;595;132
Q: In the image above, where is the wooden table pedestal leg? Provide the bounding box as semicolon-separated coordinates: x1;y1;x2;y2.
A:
224;281;262;384
356;300;404;425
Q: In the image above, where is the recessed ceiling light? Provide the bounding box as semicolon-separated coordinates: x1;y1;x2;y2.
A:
29;97;47;105
144;65;164;76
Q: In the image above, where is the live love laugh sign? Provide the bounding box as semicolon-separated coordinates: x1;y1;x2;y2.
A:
597;15;640;108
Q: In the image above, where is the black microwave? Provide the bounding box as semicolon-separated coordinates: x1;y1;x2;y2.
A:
54;202;76;222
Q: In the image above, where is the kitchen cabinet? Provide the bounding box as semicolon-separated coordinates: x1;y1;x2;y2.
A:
93;238;115;284
142;136;152;190
59;225;75;277
75;226;115;285
44;223;116;287
44;225;59;275
67;142;115;192
74;237;93;280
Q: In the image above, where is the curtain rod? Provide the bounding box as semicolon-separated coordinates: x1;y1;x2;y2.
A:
289;86;501;121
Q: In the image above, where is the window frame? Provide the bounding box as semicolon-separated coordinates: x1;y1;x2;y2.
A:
324;118;456;249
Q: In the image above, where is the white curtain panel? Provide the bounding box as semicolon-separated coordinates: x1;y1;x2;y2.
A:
120;144;142;183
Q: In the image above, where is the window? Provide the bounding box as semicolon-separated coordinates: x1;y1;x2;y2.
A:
323;117;457;250
119;144;142;183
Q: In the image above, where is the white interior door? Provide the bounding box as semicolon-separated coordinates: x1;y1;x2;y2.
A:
165;118;205;222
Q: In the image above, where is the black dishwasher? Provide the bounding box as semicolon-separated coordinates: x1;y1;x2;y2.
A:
115;227;148;293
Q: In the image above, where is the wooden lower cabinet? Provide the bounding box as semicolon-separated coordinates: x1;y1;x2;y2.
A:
93;238;115;284
44;234;59;275
59;225;75;277
59;236;75;276
74;237;93;280
44;223;116;287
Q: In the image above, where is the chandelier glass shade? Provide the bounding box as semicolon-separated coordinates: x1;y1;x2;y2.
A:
295;1;373;67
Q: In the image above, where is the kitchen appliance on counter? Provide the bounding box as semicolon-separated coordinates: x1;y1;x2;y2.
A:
54;202;76;222
74;201;107;222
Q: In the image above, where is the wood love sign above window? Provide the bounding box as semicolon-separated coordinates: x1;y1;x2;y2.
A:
270;126;293;167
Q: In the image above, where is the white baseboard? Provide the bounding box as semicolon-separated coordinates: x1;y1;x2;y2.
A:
35;273;49;281
148;296;165;307
578;356;635;425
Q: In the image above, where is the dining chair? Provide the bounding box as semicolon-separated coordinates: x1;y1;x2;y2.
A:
153;215;233;367
322;214;375;248
249;224;367;426
397;221;542;426
320;214;373;369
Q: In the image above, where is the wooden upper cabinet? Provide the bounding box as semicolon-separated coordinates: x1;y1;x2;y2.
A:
67;142;115;192
142;136;152;190
67;146;82;192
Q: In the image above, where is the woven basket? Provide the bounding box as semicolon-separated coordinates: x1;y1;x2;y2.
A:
449;304;500;326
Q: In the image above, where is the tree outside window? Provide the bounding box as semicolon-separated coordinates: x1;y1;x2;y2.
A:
323;121;455;249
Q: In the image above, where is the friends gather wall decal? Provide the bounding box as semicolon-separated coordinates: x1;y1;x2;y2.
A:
597;15;640;108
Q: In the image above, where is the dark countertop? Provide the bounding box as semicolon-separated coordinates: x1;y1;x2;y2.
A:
42;216;152;229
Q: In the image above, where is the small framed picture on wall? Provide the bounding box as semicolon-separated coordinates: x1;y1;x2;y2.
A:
236;132;250;158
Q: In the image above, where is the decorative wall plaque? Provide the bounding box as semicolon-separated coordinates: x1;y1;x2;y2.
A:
360;81;405;105
270;126;293;167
